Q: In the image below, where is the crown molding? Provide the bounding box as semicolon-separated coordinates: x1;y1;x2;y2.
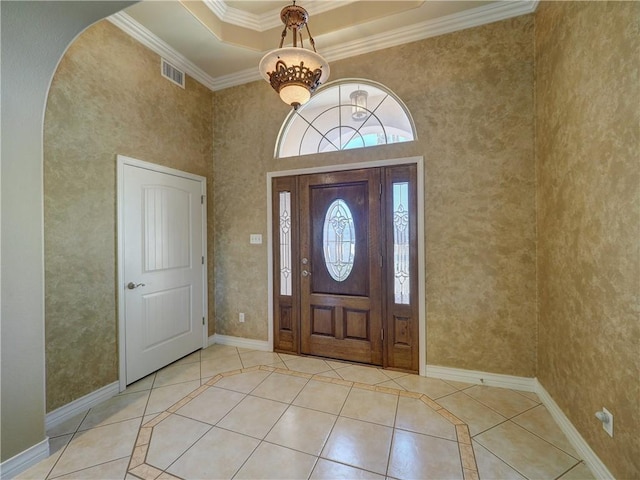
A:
202;0;262;31
107;12;218;91
212;68;263;91
203;0;356;32
323;0;539;63
212;0;538;91
110;0;538;92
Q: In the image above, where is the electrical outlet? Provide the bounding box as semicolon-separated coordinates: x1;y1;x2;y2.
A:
239;312;245;323
602;407;613;437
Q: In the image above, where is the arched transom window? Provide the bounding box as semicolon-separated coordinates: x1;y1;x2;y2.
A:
276;79;416;158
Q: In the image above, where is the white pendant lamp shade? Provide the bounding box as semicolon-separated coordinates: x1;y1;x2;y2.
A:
259;47;330;108
279;84;311;106
259;3;330;109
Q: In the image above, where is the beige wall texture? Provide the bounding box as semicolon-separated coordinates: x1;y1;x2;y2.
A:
44;20;214;411
1;0;135;463
535;2;640;479
36;5;639;478
213;15;537;377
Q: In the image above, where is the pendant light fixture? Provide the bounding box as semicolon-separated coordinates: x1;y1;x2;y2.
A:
259;2;330;109
350;89;368;121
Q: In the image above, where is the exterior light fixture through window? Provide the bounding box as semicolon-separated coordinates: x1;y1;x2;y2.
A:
350;89;368;121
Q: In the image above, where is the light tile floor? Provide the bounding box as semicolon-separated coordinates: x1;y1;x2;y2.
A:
19;345;595;480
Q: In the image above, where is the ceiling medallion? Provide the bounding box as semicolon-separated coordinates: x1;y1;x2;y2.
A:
259;2;330;109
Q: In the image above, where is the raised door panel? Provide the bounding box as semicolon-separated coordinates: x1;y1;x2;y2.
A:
384;165;419;372
300;168;383;365
123;163;204;384
272;177;299;353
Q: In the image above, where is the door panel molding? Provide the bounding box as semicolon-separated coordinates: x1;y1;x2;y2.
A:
271;176;300;353
117;155;208;392
267;156;425;375
300;168;383;365
384;164;419;371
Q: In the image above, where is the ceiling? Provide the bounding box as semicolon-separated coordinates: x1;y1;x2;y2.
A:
108;0;537;91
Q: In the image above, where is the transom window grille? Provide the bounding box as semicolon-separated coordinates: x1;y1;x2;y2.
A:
276;79;416;158
322;199;356;282
393;182;410;304
279;191;292;296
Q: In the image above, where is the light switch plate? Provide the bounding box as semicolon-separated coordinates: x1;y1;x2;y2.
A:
602;407;613;437
249;234;262;244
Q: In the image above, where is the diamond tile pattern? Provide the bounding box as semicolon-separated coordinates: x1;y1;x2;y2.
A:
21;345;591;480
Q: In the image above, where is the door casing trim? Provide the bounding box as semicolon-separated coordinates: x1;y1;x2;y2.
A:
266;156;426;376
116;155;208;392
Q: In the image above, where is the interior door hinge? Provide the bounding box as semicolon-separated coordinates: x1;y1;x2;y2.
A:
201;195;205;205
379;182;382;198
202;256;205;265
380;254;383;268
202;317;205;325
381;329;384;341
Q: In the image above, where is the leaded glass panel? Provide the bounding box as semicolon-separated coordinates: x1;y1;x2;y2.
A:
279;191;292;296
322;199;355;282
393;182;410;304
276;79;416;158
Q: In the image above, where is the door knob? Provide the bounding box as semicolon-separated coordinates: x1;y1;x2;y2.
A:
302;270;311;277
127;282;146;290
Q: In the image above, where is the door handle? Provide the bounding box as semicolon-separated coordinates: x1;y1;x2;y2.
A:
302;270;311;277
127;282;146;290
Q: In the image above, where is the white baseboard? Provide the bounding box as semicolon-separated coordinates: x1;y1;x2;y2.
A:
209;334;270;351
425;366;612;479
0;437;49;479
45;381;119;431
426;364;537;392
535;380;614;480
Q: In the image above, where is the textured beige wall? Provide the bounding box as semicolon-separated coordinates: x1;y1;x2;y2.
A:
44;21;213;411
213;15;537;376
535;2;640;478
1;0;135;462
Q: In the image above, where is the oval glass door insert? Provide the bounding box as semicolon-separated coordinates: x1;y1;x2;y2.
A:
323;199;355;282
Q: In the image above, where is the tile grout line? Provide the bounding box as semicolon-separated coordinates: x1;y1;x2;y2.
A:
49;349;492;475
471;439;531;479
222;360;274;479
47;455;134;480
459;387;535;420
65;349;475;478
474;418;586;480
384;384;402;477
229;364;309;480
310;374;355;476
553;461;590;480
55;348;584;480
44;409;93;480
109;356;478;480
506;416;584;461
157;422;213;480
416;392;480;480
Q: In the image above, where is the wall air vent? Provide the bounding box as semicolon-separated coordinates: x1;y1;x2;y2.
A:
161;59;185;89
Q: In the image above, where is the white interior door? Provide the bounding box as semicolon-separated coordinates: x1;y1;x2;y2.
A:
120;158;206;386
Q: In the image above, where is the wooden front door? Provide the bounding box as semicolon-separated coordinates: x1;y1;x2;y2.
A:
272;164;419;372
299;169;383;365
